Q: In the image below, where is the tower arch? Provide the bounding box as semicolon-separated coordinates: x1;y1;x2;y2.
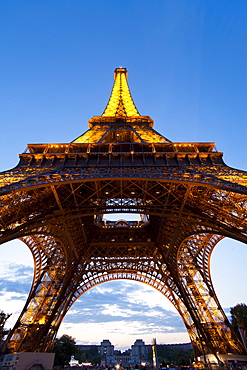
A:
0;68;246;364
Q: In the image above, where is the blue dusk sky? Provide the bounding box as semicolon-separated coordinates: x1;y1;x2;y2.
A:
0;1;247;351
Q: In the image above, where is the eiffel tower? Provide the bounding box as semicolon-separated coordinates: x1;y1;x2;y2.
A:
1;68;247;364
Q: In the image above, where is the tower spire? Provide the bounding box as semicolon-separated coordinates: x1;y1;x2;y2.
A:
102;68;140;117
73;68;170;144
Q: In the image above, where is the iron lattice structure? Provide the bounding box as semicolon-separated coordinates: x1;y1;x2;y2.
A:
1;68;247;361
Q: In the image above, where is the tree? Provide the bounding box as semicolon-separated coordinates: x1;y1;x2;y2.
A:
53;334;77;367
75;345;101;365
0;311;11;343
230;303;247;332
157;344;194;366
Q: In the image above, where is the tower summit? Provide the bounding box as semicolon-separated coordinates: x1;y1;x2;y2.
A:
73;67;170;143
102;67;140;117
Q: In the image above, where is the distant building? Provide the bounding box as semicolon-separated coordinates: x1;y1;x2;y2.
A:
77;344;98;351
157;343;193;351
98;339;115;365
114;354;132;366
131;339;152;365
76;339;192;366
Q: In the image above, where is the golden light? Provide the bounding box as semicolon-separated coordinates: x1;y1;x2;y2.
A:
102;68;139;117
39;317;46;325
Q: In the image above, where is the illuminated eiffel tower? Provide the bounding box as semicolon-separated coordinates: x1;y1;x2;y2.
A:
1;68;247;364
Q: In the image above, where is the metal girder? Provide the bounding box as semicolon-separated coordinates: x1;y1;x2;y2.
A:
1;68;247;364
1;176;247;357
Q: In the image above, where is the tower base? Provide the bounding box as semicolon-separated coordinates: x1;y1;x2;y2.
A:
0;352;55;370
198;353;247;367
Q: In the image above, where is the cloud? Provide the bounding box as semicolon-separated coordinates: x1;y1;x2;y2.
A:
0;262;33;295
0;290;28;329
58;320;190;351
60;280;188;351
0;264;189;350
0;261;33;282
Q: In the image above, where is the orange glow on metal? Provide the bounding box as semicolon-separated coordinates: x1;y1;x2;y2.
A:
134;127;167;143
102;68;139;117
2;67;247;358
39;317;46;325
